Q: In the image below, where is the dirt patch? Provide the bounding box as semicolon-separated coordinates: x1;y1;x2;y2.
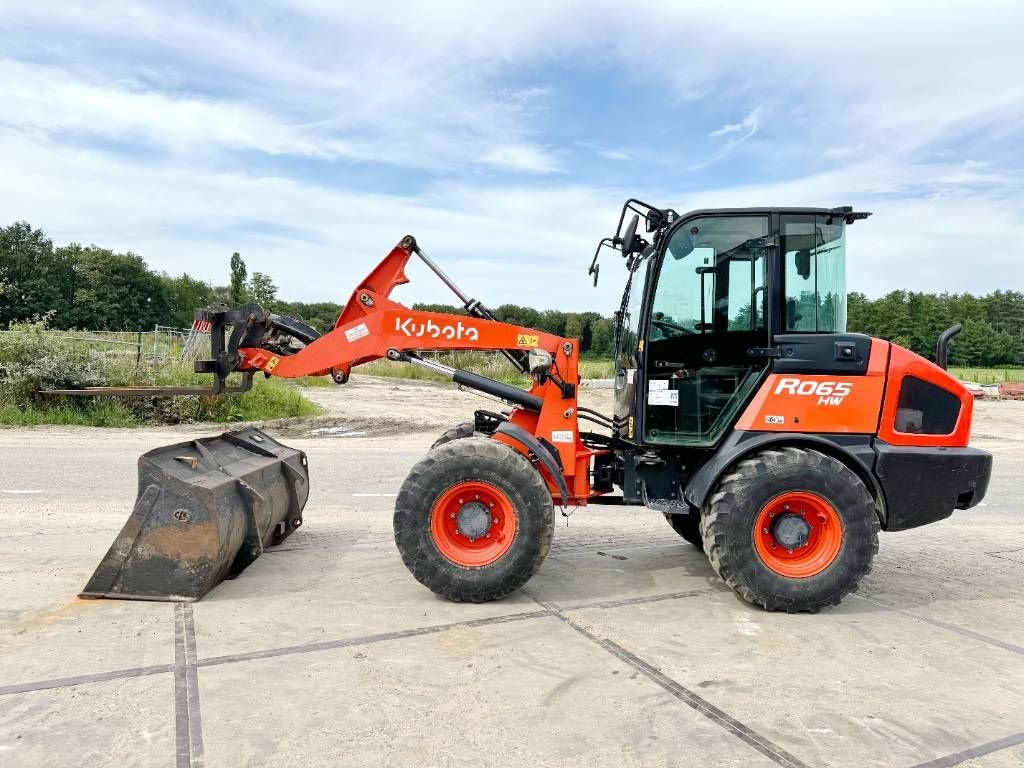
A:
285;375;616;439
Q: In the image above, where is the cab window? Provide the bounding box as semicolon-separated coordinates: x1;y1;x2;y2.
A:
783;215;846;332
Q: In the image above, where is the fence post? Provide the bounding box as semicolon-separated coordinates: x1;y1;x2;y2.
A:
136;331;143;369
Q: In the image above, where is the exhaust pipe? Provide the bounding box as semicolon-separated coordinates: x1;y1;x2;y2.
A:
80;427;309;602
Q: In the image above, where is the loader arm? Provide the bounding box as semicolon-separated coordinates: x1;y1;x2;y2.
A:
230;235;605;504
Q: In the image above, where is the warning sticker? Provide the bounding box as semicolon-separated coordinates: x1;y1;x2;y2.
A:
551;430;574;443
649;379;669;390
625;369;635;384
266;356;280;372
344;323;370;343
648;389;678;406
516;334;539;347
765;415;785;425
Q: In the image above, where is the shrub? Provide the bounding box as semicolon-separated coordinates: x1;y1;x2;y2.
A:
0;320;319;426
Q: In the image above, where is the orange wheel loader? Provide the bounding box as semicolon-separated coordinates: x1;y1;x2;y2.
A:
76;200;991;611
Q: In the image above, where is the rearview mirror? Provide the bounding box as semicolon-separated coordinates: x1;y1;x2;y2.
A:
620;214;640;257
795;249;812;279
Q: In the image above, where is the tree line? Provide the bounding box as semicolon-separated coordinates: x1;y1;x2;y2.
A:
1;222;1021;364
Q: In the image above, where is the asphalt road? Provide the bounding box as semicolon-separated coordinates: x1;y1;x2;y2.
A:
1;420;1022;768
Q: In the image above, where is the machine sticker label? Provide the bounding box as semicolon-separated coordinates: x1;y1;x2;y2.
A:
551;430;574;443
649;379;668;390
626;369;635;384
345;323;370;342
774;377;852;406
516;334;539;347
649;389;678;406
266;356;280;371
395;317;479;341
765;415;785;425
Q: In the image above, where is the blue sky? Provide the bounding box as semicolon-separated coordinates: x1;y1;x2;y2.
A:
1;1;1022;311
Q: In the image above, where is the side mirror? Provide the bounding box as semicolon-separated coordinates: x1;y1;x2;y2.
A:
620;214;640;257
795;249;812;279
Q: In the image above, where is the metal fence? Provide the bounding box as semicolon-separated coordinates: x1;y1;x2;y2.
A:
21;325;211;369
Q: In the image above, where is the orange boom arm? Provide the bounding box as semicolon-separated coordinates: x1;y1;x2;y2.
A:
235;236;605;505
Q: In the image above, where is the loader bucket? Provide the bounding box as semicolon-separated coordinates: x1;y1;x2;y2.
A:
80;427;309;602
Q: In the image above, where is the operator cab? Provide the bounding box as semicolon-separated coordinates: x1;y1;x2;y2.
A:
594;201;871;450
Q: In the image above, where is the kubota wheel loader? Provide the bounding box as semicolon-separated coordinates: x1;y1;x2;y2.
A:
77;200;992;612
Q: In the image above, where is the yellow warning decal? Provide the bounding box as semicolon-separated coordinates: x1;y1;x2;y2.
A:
516;334;539;347
638;339;645;352
266;356;280;372
627;416;634;439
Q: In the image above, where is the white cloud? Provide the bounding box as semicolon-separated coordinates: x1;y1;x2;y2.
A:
479;143;560;174
709;107;763;140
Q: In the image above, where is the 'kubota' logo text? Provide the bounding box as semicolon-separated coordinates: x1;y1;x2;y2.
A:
774;377;852;406
395;317;479;341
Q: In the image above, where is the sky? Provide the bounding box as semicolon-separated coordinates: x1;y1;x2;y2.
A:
1;1;1022;312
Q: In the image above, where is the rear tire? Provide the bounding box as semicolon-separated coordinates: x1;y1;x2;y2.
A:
430;422;479;450
394;438;554;602
700;447;879;613
663;512;703;548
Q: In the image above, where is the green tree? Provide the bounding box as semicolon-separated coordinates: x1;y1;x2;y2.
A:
589;317;615;356
229;252;248;305
247;271;278;307
161;273;217;327
0;222;77;328
64;245;169;329
564;314;583;342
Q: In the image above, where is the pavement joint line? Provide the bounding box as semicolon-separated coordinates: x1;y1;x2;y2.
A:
196;609;552;668
526;592;811;768
906;731;1024;768
174;603;205;768
0;663;174;697
0;589;718;696
854;594;1024;656
561;587;722;611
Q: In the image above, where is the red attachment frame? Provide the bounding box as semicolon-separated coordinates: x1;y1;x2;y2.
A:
236;237;605;504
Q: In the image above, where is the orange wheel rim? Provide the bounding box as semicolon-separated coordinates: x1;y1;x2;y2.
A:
430;481;517;567
753;491;843;578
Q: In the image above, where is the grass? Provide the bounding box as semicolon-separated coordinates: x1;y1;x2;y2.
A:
0;377;319;428
949;367;1024;385
0;321;320;428
0;399;139;427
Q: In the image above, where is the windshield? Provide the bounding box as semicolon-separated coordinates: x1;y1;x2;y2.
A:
650;216;769;339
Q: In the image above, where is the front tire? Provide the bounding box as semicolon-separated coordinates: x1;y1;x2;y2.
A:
700;447;879;613
394;438;554;602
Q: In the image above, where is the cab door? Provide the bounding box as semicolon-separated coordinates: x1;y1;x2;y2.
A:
640;214;773;447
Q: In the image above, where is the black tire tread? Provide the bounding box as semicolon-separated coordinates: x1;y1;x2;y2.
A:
394;438;553;602
430;422;480;450
700;447;880;613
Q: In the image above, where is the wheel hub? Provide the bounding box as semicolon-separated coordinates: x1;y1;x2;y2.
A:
456;501;492;541
429;481;517;567
753;491;844;578
772;513;811;550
